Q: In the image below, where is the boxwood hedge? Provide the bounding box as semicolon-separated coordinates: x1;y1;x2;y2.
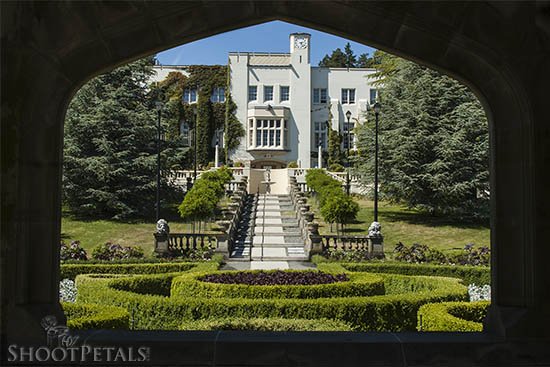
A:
417;301;490;332
170;270;385;299
60;262;199;280
62;302;129;330
340;262;490;285
76;266;468;331
180;317;353;331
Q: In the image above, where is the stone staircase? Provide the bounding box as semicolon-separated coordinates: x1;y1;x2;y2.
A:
229;194;307;261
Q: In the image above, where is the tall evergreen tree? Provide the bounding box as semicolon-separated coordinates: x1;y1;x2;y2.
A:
343;42;357;67
355;57;489;220
318;48;348;67
63;57;182;220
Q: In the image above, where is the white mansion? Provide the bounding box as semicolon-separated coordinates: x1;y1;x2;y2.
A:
153;33;378;169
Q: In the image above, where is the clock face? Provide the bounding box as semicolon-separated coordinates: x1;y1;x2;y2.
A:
294;37;308;49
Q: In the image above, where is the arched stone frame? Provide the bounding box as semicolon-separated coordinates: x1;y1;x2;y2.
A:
2;1;549;363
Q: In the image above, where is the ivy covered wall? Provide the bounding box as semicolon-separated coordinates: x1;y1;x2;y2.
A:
154;65;244;169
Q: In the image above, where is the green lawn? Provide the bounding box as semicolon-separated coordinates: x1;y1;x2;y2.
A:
310;197;490;255
61;217;220;257
62;197;490;259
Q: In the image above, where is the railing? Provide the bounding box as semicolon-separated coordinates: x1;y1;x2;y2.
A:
319;235;371;251
167;233;219;253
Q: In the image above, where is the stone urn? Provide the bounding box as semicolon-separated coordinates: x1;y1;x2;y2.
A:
216;220;231;233
307;222;319;233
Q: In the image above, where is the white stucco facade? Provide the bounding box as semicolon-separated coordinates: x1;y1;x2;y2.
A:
230;33;377;169
152;33;378;169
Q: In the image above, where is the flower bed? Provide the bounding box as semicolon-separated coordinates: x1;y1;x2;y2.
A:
199;270;348;285
171;270;384;299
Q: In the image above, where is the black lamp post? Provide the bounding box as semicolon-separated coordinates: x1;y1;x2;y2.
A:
345;110;352;195
373;102;381;222
155;101;164;221
192;105;198;182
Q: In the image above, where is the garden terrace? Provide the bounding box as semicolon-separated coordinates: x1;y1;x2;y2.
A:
76;263;468;331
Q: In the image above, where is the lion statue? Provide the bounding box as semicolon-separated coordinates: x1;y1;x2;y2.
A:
368;221;382;238
156;219;170;235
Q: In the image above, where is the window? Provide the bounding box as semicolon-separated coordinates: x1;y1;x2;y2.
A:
264;85;274;102
369;89;378;104
179;121;190;146
248;86;257;102
249;118;286;148
342;121;356;150
248;119;254;147
313;88;327;104
314;121;327;149
183;88;197;103
211;87;225;103
280;86;290;102
341;88;356;104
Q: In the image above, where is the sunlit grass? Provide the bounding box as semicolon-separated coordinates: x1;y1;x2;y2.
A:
309;197;490;255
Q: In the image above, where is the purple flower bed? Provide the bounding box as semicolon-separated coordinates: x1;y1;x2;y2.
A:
199;270;349;286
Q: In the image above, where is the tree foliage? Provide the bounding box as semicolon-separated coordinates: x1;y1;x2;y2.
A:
319;42;380;68
355;57;489;220
63;57;183;220
306;169;359;232
178;167;233;223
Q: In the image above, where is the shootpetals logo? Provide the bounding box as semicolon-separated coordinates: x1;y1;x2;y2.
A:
7;315;150;363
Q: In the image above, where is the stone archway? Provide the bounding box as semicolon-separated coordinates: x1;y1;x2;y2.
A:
2;1;549;364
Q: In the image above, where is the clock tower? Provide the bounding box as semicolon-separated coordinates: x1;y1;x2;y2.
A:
290;33;311;64
289;32;312;168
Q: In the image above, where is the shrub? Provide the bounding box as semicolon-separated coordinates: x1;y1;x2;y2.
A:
92;242;144;261
328;163;344;172
171;271;385;299
306;169;358;227
60;240;88;261
287;161;298;168
178;167;233;222
62;303;129;330
417;301;490;332
166;247;215;261
449;243;490;266
320;249;378;262
60;262;199;280
394;242;490;267
394;242;448;264
180;317;353;331
76;267;467;331
341;262;490;285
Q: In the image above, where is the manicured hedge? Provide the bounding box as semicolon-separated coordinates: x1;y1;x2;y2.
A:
110;263;220;296
171;270;385;299
62;302;129;330
60;262;198;280
180;317;353;331
76;269;468;332
417;301;490;332
340;262;490;285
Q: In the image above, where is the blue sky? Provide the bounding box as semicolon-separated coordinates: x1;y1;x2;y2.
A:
156;20;377;66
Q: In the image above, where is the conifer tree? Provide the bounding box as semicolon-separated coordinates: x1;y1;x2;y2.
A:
63;57;183;220
355;58;489;220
